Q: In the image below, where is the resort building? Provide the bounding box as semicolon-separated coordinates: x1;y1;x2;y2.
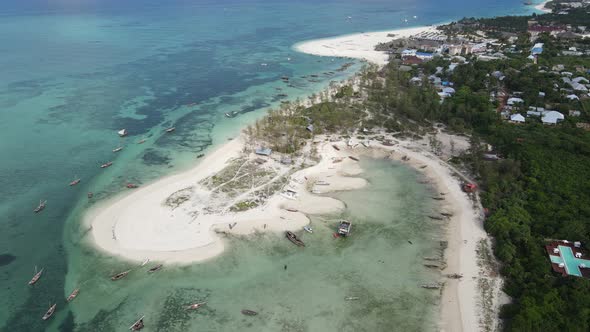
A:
546;240;590;278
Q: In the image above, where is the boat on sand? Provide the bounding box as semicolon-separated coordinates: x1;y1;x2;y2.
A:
303;225;313;233
285;231;305;247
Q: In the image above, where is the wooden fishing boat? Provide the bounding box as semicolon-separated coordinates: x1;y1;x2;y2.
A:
138;139;146;144
197;154;205;158
348;156;359;161
241;309;258;316
332;144;340;151
186;302;206;310
285;231;305;247
126;183;138;189
34;200;47;213
129;316;145;331
66;288;80;302
100;161;113;169
28;267;44;285
69;177;81;186
111;270;131;281
286;208;298;212
148;264;163;273
42;304;57;320
87;192;94;199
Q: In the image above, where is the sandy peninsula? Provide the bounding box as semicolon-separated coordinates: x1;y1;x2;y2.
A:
294;26;437;66
87;136;367;264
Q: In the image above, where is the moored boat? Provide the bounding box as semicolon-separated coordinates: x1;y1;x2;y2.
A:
118;129;128;137
69;177;81;186
34;200;47;213
111;270;131;281
165;127;175;133
100;161;113;168
66;288;80;302
148;264;163;273
138;139;146;144
87;192;94;199
303;225;313;233
241;309;258;316
42;304;57;320
140;258;150;267
28;267;44;285
113;146;123;153
126;183;138;189
129;316;145;331
285;231;305;247
337;220;352;237
186;302;206;310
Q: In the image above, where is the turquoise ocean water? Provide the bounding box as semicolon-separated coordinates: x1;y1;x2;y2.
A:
0;0;538;330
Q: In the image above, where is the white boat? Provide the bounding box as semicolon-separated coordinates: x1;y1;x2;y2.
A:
303;226;313;233
118;129;128;137
280;190;298;200
113;147;123;153
337;220;352;237
186;302;206;310
140;258;150;267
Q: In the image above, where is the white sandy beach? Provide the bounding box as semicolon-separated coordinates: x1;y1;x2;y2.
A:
534;0;552;13
294;26;437;66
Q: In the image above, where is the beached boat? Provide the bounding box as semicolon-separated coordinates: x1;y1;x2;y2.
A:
66;288;80;302
315;180;330;186
186;302;206;310
286;208;298;212
100;161;113;169
140;258;150;267
197;154;205;158
165;127;175;133
345;296;359;301
148;264;163;273
285;231;305;247
111;270;131;281
118;129;128;137
34;200;47;213
42;304;57;320
303;225;313;233
28;266;44;285
129;316;145;331
348;156;359;161
337;220;352;237
241;309;258;316
113;146;123;153
332;144;340;151
421;283;443;289
126;183;138;189
69;176;81;186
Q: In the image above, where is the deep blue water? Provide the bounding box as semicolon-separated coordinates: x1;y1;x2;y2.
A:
0;0;538;330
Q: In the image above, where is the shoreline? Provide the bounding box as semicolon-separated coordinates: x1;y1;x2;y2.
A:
294;25;438;66
534;0;551;13
84;25;501;331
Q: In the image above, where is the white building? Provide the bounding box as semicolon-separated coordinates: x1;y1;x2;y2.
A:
510;114;526;123
542;111;565;125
